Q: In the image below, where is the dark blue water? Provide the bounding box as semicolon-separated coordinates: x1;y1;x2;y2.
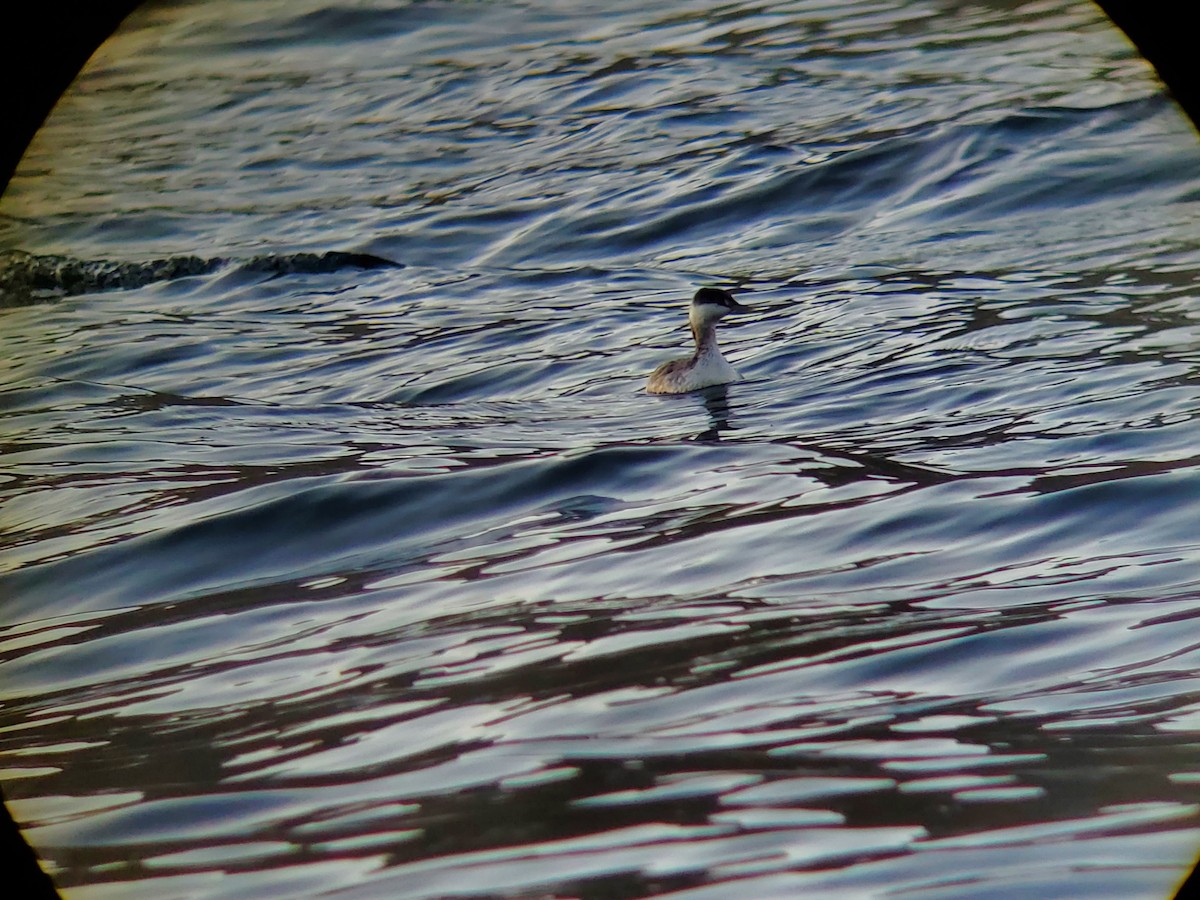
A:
3;1;1200;897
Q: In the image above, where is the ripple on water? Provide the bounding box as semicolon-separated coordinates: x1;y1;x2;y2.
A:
4;0;1200;897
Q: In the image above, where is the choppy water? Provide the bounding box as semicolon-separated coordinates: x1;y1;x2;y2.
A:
3;0;1200;896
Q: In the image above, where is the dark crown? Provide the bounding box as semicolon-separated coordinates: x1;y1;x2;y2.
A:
693;287;735;307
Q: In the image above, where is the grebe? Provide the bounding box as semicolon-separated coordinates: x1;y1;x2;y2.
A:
646;287;749;394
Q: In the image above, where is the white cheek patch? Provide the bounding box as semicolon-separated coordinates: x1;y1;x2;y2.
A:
690;302;728;327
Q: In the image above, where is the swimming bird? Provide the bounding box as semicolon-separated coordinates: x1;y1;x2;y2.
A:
646;287;749;394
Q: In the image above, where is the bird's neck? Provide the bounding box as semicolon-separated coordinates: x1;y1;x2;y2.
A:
690;320;721;359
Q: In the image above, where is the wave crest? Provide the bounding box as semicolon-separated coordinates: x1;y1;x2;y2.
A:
0;249;402;305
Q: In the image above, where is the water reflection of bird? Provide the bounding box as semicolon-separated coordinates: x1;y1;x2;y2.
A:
647;288;749;394
694;384;734;442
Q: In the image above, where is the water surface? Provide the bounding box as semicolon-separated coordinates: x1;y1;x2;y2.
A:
3;1;1200;897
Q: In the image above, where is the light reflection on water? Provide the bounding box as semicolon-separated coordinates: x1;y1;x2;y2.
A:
3;0;1200;897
